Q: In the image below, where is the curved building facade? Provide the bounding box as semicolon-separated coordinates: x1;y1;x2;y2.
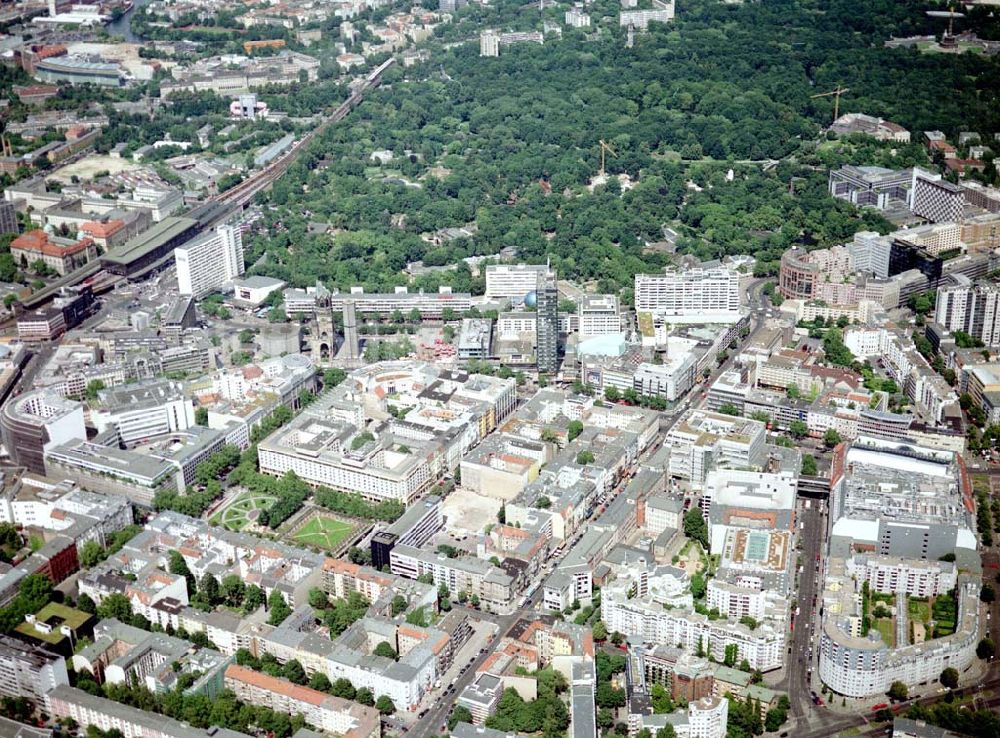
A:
778;245;854;301
778;248;819;300
0;390;86;474
819;578;979;697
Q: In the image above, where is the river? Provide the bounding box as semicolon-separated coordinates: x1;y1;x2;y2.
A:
106;0;152;43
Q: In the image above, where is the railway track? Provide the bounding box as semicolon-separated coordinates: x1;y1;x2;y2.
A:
8;58;397;319
215;57;396;209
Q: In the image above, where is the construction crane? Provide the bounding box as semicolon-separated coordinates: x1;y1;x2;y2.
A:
599;139;616;178
811;85;850;122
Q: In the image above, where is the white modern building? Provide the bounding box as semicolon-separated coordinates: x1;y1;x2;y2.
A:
0;635;69;705
634;264;741;324
665;410;767;486
688;696;728;738
485;264;549;300
91;380;195;447
175;224;244;298
600;581;785;672
0;389;87;476
480;29;499;57
934;278;1000;347
578;295;621;340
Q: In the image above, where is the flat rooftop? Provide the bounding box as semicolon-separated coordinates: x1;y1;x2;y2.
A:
101;217;197;266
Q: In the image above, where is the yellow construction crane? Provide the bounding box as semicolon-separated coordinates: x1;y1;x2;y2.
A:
599;139;617;178
811;85;850;122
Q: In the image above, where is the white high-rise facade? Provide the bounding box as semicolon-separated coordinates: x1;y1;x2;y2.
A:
935;279;1000;347
175;224;244;298
480;29;500;57
578;294;621;340
634;265;741;323
485;263;548;299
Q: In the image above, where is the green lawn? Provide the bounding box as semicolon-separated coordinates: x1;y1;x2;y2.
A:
291;515;355;551
908;599;931;623
874;618;895;647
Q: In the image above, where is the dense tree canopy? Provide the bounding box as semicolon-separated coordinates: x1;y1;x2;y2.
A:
240;0;997;294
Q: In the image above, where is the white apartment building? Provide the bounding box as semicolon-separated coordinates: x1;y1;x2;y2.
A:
565;5;591;27
175;224;245;298
819;577;979;697
619;0;674;28
480;29;499;57
0;480;133;550
485;264;549;299
633;354;698;402
688;696;728;738
389;543;515;614
844;554;957;599
848;231;891;278
634;265;741;324
600;588;784;672
0;635;69;705
844;327;958;423
706;577;767;621
578;294;621;340
935;279;1000;346
643;495;683;536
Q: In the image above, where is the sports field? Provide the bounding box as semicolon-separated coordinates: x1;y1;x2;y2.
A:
291;515;355;551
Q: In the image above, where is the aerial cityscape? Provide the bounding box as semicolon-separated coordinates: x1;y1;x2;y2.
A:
0;0;996;738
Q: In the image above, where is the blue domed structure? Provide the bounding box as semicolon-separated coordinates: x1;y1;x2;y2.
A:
524;290;538;308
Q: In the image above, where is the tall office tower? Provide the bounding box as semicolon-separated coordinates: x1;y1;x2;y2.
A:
910;168;965;224
174;224;244;298
536;269;558;373
343;300;359;360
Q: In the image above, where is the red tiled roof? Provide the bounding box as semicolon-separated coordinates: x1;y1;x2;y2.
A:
11;230;92;258
80;220;125;239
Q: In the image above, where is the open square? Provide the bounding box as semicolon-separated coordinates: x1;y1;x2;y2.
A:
289;511;358;552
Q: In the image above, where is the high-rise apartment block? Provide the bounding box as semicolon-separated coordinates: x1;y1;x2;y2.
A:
578;295;621;340
619;0;674;29
635;264;740;322
175;224;244;298
480;29;499;57
565;4;591;27
485;264;549;300
934;278;1000;346
0;635;69;704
